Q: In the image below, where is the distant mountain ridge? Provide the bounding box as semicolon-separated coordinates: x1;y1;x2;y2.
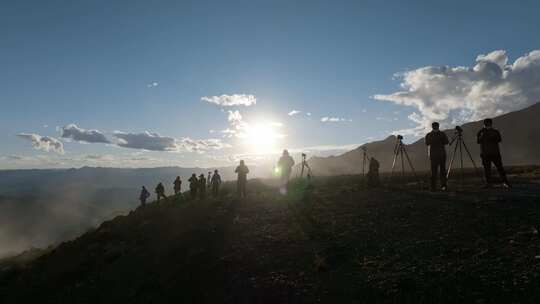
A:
308;102;540;175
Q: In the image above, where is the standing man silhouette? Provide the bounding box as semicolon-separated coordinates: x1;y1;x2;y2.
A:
188;173;198;199
173;176;182;195
139;186;150;206
235;160;249;198
277;149;295;194
477;118;510;188
198;174;206;199
211;169;222;197
425;122;449;191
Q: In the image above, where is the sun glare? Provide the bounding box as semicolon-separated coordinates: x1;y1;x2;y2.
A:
245;123;283;154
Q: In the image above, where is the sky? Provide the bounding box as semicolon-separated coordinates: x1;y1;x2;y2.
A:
1;0;540;169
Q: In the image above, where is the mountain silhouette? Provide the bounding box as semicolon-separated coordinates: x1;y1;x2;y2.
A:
308;102;540;175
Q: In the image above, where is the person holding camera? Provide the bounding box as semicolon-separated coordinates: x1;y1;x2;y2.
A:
477;118;510;188
425;122;449;191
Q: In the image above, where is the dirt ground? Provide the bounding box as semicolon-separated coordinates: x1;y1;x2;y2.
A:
1;169;540;303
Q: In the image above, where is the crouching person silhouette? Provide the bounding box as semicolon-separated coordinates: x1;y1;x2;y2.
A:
155;182;166;202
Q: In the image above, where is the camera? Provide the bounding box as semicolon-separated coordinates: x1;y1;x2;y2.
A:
397;135;404;140
301;153;306;158
455;125;463;134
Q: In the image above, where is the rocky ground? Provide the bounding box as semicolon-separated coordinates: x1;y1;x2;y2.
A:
1;169;540;303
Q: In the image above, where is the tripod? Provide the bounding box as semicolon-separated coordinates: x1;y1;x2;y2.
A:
446;127;483;184
361;147;369;177
300;153;313;179
391;135;419;182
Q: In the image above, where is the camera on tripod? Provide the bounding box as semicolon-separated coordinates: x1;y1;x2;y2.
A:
397;135;404;140
454;125;463;135
301;153;306;158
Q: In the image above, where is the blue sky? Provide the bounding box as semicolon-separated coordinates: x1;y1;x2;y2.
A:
2;0;540;169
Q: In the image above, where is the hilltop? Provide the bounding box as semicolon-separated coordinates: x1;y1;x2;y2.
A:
2;169;540;303
309;102;540;174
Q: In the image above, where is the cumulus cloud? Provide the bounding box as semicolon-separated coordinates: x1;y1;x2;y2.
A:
373;49;540;134
180;138;230;152
112;131;228;153
320;117;353;122
61;124;110;144
147;82;159;88
113;131;179;151
220;110;249;138
201;94;257;106
288;110;301;116
17;133;64;154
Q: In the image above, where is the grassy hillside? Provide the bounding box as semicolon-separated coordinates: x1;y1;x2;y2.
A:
1;170;540;303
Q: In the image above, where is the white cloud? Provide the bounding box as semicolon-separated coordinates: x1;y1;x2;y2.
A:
113;131;179;151
147;82;159;88
61;124;110;144
320;117;353;122
112;131;228;153
179;138;230;152
373;49;540;134
221;110;249;138
201;94;257;107
288;110;301;116
17;133;64;154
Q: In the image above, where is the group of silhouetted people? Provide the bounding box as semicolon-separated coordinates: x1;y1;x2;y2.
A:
426;118;510;191
138;150;306;206
139;118;509;207
139;170;223;206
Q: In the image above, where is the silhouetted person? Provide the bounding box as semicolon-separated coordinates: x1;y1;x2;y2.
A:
211;169;221;197
155;182;166;202
235;160;249;198
173;176;182;195
477;118;510;188
207;171;212;188
198;174;207;199
139;186;150;206
277;149;295;194
188;173;198;199
426;122;449;191
367;157;380;187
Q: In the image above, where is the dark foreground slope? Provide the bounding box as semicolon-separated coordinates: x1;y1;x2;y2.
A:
1;171;540;303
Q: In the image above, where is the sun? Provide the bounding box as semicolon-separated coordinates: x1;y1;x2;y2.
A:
244;123;283;154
